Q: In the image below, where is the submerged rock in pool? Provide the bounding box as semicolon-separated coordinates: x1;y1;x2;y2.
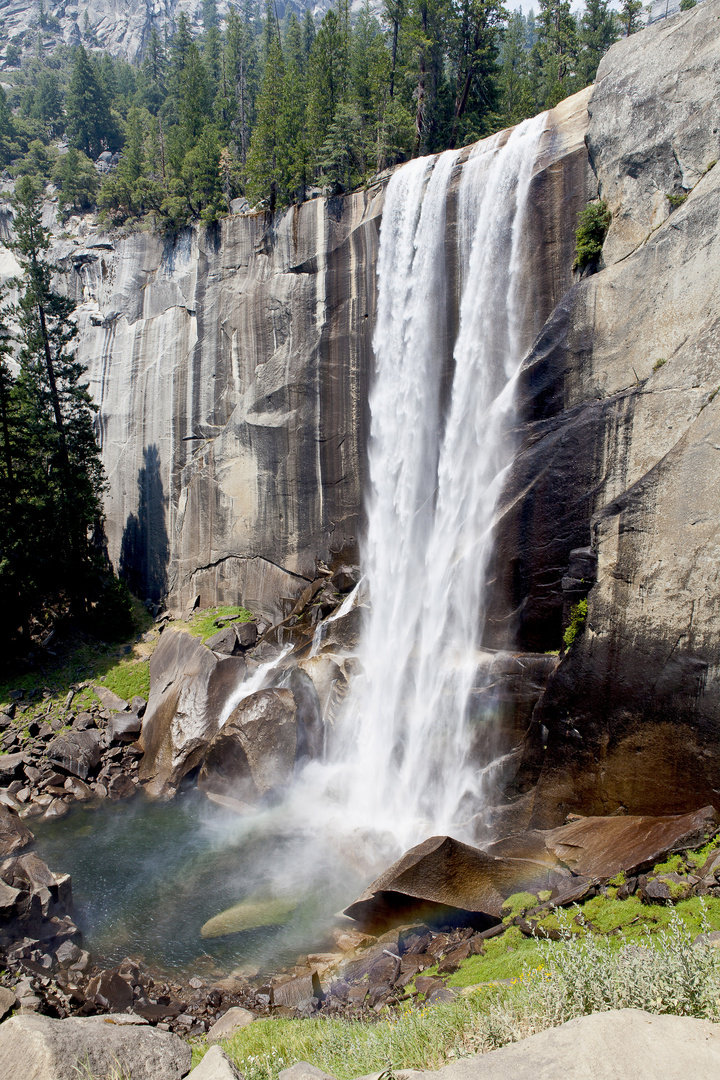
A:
200;896;298;938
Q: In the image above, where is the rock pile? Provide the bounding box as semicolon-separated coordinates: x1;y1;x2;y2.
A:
0;689;146;821
0;805;83;983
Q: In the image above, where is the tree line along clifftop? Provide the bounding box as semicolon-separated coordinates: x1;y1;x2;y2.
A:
0;0;646;227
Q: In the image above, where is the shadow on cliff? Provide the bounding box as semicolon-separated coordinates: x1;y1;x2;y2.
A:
120;445;170;604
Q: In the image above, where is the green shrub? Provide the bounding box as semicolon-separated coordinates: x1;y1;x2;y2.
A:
653;358;667;372
666;191;687;209
573;201;611;272
563;599;587;649
679;0;696;10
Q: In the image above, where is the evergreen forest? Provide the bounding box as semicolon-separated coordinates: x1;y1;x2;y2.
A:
0;0;644;228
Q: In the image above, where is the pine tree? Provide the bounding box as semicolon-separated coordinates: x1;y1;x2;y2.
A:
302;7;316;59
279;15;309;199
178;42;212;149
182;128;226;223
9;176;106;619
499;11;533;126
619;0;643;35
245;33;285;210
0;86;13;168
351;2;389;126
31;71;64;135
138;27;167;115
202;0;223;92
66;45;113;158
535;0;580;108
53;148;99;219
382;0;406;99
579;0;617;84
448;0;506;148
306;5;350;167
225;7;259;164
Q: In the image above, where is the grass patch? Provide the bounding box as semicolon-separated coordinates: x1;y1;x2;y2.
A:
0;600;154;721
96;658;150;702
447;928;544;986
186;606;254;643
652;853;684;875
652;357;667;372
501;892;541;921
573;200;611;272
666;191;688;209
200;992;514;1080
687;836;720;869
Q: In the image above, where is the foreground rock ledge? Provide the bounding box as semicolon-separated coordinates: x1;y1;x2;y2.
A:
0;1012;191;1080
348;1009;720;1080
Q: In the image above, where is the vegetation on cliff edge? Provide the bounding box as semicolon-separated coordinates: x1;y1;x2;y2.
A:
0;0;632;227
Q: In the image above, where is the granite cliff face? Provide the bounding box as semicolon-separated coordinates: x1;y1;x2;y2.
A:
67;189;383;621
491;0;720;825
0;0;367;64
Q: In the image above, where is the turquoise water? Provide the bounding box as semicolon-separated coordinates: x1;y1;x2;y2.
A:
32;792;364;978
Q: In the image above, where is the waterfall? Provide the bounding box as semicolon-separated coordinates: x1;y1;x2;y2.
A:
327;114;548;853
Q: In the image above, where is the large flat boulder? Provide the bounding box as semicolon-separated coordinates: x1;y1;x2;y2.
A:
541;806;718;879
486;807;719;881
139;630;248;799
0;1012;191;1080
377;1009;720;1079
343;835;568;932
197;689;297;804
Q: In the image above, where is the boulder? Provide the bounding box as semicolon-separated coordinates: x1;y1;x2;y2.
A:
0;805;33;856
63;777;92;801
311;607;364;654
86;969;134;1011
0;754;30;780
297;654;352;726
0;987;15;1020
541;807;718;880
106;712;142;742
344;835;569;933
139;630;248;799
206;1006;255;1044
272;972;323;1010
200;896;297;939
385;1009;720;1079
197;689;297;803
234;622;258;650
46;731;103;781
205;627;244;656
0;1012;191;1080
191;1045;244;1079
130;695;148;717
331;565;361;593
279;1066;336;1080
95;687;129;712
204;792;258;815
205;623;257;656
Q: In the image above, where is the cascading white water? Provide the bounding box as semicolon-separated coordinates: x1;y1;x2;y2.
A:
326;114;548;853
